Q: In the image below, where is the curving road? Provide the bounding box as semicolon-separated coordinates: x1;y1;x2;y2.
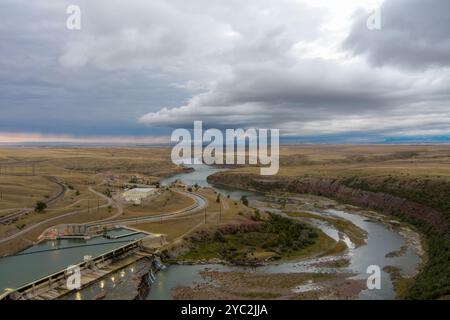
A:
0;187;117;245
85;190;207;228
0;176;67;225
0;188;206;245
43;176;67;206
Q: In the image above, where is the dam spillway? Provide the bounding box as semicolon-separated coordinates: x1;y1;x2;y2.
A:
0;228;148;294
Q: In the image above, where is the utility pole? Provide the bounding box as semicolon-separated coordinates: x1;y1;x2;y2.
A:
204;208;207;224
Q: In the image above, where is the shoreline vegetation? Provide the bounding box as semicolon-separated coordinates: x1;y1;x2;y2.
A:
1;145;448;300
166;212;364;300
164;189;423;300
207;170;449;299
177;213;338;266
286;211;367;247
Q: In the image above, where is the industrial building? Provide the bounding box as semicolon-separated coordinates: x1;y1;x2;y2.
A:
122;187;156;205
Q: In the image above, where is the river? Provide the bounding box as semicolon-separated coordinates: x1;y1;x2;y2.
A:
149;164;422;300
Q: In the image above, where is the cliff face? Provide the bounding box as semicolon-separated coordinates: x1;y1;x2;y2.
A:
207;173;449;233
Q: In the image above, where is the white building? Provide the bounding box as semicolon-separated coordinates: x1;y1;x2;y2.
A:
123;187;156;205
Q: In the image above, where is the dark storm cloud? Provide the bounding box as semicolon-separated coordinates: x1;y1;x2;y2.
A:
0;0;191;136
1;0;450;141
344;0;450;70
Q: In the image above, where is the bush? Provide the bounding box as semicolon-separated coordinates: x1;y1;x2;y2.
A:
252;209;261;221
35;201;47;213
240;195;249;206
213;231;225;242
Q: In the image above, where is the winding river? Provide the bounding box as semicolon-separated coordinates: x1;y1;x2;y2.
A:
149;164;422;300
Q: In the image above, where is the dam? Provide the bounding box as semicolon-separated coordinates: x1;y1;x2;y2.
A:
0;228;160;300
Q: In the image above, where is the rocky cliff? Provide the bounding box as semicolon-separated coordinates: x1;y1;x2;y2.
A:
207;172;449;233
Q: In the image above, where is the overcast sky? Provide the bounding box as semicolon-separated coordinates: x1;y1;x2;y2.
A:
1;0;449;144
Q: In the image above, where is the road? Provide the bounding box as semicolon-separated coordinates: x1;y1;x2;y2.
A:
0;176;67;225
43;176;67;206
85;190;207;228
0;187;118;245
0;188;206;245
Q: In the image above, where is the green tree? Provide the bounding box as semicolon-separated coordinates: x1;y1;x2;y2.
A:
35;201;47;213
240;195;249;206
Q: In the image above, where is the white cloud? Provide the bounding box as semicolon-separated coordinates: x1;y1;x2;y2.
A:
1;0;449;141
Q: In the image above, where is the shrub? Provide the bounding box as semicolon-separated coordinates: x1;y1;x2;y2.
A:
35;201;47;213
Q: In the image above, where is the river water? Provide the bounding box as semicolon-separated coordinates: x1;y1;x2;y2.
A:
0;164;422;299
149;164;422;300
161;164;264;201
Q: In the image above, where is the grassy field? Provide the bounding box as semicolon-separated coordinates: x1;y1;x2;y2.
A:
212;144;450;299
0;147;256;256
132;189;251;240
1;145;449;299
0;147;183;255
121;190;196;218
230;144;450;179
0;176;59;211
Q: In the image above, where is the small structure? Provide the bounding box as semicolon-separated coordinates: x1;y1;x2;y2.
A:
39;224;88;240
123;187;156;205
170;179;186;188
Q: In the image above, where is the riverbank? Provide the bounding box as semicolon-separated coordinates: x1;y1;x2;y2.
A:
172;270;366;300
176;213;339;266
139;161;425;300
207;171;444;299
149;200;367;300
159;196;422;300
